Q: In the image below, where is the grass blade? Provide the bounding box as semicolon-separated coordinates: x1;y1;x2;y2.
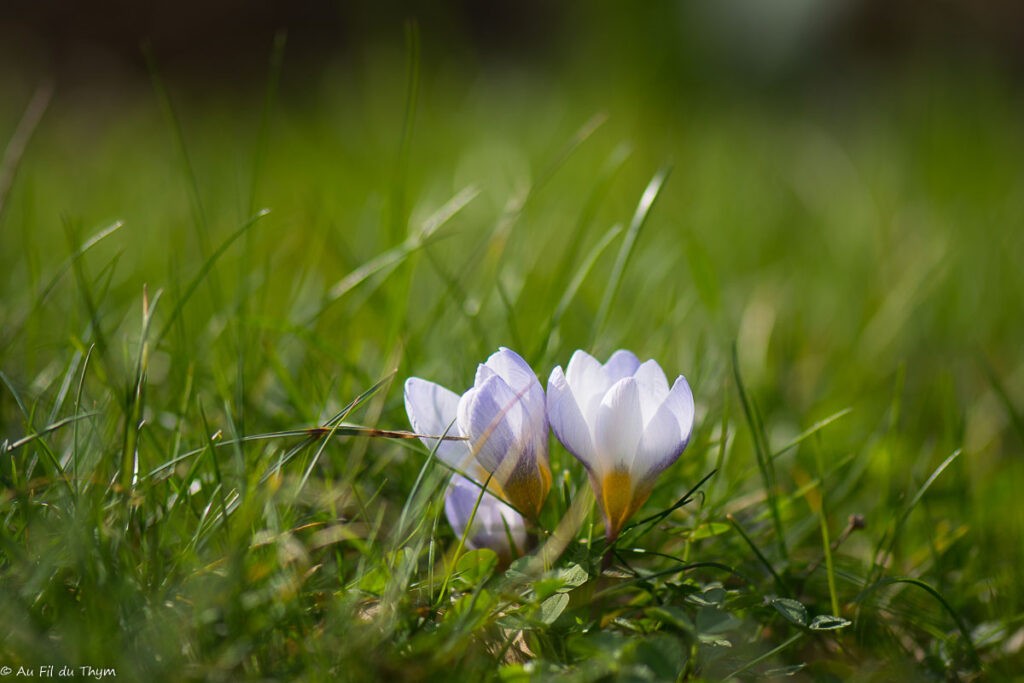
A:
592;165;671;340
155;209;270;345
0;80;53;220
733;344;788;562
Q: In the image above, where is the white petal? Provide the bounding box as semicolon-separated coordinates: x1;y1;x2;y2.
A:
404;378;470;469
665;375;695;440
633;359;670;424
594;377;644;473
635;376;694;482
603;349;641;380
547;366;597;470
565;350;604;396
565;350;610;428
635;405;684;482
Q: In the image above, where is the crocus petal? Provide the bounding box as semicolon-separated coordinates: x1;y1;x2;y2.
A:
458;374;523;475
548;350;696;542
547;366;597;470
404;378;470;470
603;349;641;380
465;372;552;517
564;349;603;390
594;377;644;473
635;404;684;482
665;375;696;436
636;376;695;482
486;348;543;402
445;474;527;560
633;359;670;422
565;350;611;427
484;347;548;439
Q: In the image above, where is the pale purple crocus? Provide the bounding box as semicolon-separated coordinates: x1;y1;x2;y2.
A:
404;347;551;519
546;350;694;541
444;474;527;561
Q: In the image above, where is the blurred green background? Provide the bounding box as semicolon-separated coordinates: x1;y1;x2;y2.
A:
1;1;1023;678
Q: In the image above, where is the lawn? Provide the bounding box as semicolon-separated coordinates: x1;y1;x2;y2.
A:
1;31;1023;681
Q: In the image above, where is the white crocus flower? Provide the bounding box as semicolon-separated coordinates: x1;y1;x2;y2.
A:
546;349;695;541
444;474;527;561
404;347;551;519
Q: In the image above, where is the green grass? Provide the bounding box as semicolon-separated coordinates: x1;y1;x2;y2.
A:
1;50;1023;681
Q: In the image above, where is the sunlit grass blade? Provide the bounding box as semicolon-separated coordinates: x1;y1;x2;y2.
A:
63;218;113;358
120;287;162;492
3;411;101;456
0;80;52;220
390;19;420;244
312;186;479;323
871;448;962;581
145;46;213;261
444;113;609;297
772;407;854;459
724;632;804;679
536;223;622;361
2;220;123;352
592;165;671;340
733;344;788;562
155;209;270;345
248;29;287;217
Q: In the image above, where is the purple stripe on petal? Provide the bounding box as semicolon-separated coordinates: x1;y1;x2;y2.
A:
487;347;548;445
458;374;528;475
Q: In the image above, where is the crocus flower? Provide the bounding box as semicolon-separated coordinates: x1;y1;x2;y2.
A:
546;350;694;541
404;347;551;518
444;473;527;561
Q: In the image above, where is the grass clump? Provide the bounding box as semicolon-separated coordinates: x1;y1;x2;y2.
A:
1;51;1023;681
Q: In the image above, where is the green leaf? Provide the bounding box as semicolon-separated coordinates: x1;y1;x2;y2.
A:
623;634;687;681
770;597;809;627
647;606;695;633
357;565;390;595
538;593;570;625
555;563;590;590
453;548;498;590
696;606;741;636
686;586;726;607
809;614;852;631
531;563;591;600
